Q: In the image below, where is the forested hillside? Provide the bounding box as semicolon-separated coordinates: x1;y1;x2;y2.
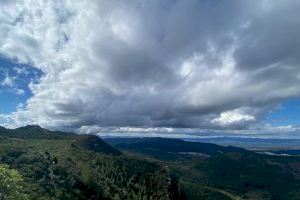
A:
1;126;300;199
0;126;183;200
107;137;300;200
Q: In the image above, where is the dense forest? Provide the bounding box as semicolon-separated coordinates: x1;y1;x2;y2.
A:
1;126;300;199
0;126;184;200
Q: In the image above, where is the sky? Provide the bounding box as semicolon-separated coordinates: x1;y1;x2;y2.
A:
0;0;300;138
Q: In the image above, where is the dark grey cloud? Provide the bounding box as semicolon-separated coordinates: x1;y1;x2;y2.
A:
0;0;300;136
235;1;300;71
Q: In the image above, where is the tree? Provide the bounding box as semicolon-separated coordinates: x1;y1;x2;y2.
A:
0;164;29;200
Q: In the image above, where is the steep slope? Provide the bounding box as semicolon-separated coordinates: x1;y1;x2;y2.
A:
0;126;121;156
72;135;121;155
0;126;183;200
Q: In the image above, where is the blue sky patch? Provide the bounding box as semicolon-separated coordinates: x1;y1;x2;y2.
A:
265;98;300;126
0;57;42;114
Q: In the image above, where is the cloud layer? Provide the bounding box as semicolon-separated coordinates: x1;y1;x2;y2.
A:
0;0;300;136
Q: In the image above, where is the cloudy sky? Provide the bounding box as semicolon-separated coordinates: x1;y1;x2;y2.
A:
0;0;300;138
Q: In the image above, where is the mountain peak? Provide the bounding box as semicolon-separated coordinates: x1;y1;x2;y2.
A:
0;125;75;140
72;135;121;156
21;125;43;130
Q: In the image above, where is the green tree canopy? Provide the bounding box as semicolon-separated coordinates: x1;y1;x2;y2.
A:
0;164;29;200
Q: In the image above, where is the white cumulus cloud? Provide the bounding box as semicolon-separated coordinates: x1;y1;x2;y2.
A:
0;0;299;137
212;108;256;126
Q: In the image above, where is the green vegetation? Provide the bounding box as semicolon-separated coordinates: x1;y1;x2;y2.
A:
0;164;29;200
0;126;181;200
1;126;300;199
72;135;121;155
109;137;300;200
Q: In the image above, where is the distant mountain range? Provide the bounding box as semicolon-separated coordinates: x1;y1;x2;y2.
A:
105;137;248;161
184;137;300;150
104;135;300;150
